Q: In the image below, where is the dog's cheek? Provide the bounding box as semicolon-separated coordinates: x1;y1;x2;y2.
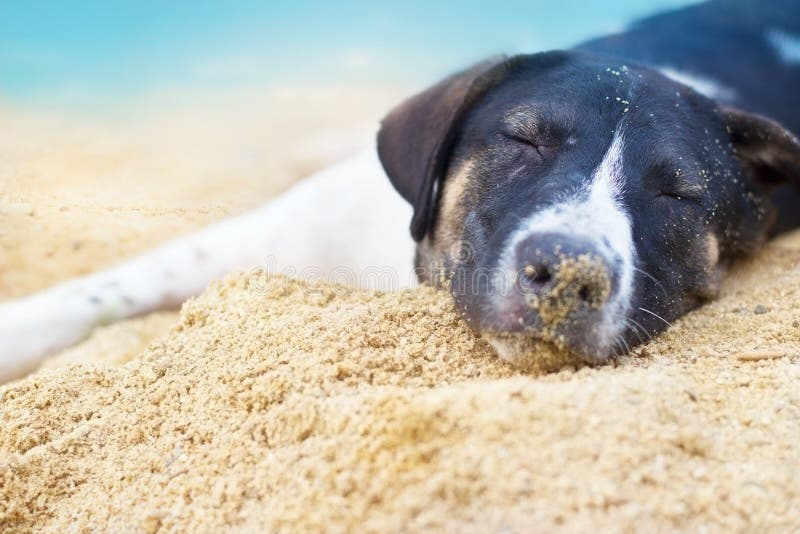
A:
416;159;478;287
668;229;726;307
434;159;475;245
414;241;444;287
705;232;720;267
694;232;725;300
647;210;718;312
717;183;773;257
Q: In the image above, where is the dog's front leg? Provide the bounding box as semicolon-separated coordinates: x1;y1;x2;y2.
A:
0;149;414;383
0;182;322;382
0;212;265;382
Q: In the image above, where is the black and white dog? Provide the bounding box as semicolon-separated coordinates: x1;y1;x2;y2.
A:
2;0;799;380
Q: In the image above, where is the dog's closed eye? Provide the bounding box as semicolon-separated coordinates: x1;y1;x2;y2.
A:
648;163;704;204
655;190;695;204
654;182;705;205
503;132;559;162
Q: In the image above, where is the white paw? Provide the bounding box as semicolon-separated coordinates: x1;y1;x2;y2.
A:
0;291;94;384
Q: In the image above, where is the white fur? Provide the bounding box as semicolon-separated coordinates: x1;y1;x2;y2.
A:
766;28;800;64
658;67;737;102
498;129;635;354
0;148;415;383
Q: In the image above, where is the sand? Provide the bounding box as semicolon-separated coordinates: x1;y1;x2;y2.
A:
2;91;800;532
2;237;800;532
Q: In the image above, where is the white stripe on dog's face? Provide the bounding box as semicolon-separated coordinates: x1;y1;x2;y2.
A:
658;67;737;102
499;129;635;352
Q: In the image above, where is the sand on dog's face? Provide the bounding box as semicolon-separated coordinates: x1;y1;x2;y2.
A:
524;253;612;327
2;228;800;532
485;253;614;369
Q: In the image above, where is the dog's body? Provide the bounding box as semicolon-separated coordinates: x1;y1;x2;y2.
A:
2;0;799;381
0;151;416;380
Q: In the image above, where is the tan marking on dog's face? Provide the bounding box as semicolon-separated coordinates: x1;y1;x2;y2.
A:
693;231;723;300
706;232;720;268
415;158;477;286
434;159;475;245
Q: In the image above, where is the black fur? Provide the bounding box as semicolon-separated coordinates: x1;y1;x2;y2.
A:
377;0;800;361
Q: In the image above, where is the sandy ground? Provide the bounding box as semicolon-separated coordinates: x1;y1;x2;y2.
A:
1;90;799;532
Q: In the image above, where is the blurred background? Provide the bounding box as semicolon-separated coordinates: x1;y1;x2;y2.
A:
1;1;702;113
0;0;698;299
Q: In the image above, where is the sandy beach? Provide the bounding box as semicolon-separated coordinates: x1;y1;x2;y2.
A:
1;90;799;532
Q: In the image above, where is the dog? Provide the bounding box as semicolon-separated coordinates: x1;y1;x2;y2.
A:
1;0;799;381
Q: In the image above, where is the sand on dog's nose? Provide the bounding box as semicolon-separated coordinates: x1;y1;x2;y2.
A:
524;253;612;326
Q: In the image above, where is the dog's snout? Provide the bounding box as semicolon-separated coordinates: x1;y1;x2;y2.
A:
518;259;554;292
514;232;613;317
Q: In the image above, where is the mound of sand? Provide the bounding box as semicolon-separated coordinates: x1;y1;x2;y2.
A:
2;229;799;532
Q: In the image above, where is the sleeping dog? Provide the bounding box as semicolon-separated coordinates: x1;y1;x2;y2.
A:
1;0;799;381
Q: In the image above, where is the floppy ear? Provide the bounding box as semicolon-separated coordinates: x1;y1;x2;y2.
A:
724;107;800;188
377;57;510;241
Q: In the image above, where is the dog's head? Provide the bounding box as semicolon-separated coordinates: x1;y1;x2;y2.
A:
378;51;800;365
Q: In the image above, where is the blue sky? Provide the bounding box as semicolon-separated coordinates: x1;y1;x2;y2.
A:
0;1;699;111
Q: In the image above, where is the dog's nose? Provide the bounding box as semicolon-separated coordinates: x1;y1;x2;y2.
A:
514;232;612;322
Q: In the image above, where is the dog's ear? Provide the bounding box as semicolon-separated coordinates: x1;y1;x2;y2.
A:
724;107;800;189
378;57;510;241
